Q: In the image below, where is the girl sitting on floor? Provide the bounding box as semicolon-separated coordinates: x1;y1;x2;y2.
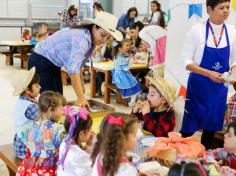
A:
132;71;177;137
112;39;141;107
17;91;66;176
92;113;139;176
57;106;94;176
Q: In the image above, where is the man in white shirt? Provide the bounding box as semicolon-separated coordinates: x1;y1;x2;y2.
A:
180;0;236;149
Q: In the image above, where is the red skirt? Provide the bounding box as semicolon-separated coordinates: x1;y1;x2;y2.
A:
17;148;58;176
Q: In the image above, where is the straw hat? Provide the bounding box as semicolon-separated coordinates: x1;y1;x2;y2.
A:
146;74;177;108
82;11;123;41
11;67;36;96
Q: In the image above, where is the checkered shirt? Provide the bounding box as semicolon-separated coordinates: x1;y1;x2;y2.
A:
20;95;39;120
61;9;79;27
227;93;236;122
13;134;27;159
134;109;176;137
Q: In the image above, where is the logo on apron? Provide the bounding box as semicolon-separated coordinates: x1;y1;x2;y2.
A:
212;62;222;71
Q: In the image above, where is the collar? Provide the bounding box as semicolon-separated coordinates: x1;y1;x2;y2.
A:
20;93;37;103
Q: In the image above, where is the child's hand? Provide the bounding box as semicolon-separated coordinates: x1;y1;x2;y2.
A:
141;101;151;115
133;100;143;113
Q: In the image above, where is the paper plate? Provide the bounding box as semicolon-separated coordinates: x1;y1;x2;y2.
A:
141;137;158;147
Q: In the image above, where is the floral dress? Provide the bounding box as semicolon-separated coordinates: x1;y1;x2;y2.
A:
17;120;65;176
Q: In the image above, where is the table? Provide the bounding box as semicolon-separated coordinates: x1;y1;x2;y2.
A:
0;40;33;65
90;61;148;104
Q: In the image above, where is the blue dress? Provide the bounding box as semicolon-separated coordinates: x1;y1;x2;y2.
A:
112;53;141;98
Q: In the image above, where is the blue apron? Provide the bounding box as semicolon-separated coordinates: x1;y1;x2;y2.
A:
181;20;230;133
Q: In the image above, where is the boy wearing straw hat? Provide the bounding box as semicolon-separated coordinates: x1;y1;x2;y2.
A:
11;67;41;159
132;72;177;137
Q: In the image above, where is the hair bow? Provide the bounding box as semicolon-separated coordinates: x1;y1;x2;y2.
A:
107;115;124;126
58;106;89;168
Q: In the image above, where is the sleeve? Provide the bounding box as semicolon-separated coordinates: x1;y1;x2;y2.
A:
139;27;157;56
143;112;175;137
65;32;91;74
70;149;92;176
204;148;229;163
53;124;66;148
230;29;236;67
150;12;159;25
117;15;126;30
181;25;199;68
25;103;39;120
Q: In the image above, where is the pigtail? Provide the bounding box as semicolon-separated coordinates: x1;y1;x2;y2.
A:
102;125;124;176
91;132;103;165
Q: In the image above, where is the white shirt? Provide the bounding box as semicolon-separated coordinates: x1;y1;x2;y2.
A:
92;155;138;176
57;142;92;176
181;21;236;68
149;11;160;25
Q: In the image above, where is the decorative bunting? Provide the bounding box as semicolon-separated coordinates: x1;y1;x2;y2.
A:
188;4;202;18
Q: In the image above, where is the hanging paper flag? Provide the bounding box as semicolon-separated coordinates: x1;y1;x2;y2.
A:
188;4;202;19
167;9;171;23
178;85;186;98
232;0;236;10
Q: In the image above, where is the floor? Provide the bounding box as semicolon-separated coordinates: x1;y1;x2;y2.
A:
0;54;131;145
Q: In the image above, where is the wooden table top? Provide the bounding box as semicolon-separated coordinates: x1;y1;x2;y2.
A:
92;61;148;71
0;40;32;46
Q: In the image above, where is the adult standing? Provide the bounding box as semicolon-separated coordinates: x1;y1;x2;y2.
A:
59;5;79;29
28;12;123;107
149;0;165;28
116;7;138;37
181;0;236;149
92;2;104;17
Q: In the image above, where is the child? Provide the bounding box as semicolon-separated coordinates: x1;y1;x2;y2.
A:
11;67;40;159
16;91;66;176
22;29;32;41
132;73;177;137
92;113;139;176
112;39;142;107
168;161;208;176
34;32;48;49
204;122;236;171
57;106;94;176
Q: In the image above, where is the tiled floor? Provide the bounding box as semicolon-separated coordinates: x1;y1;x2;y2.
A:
0;54;131;145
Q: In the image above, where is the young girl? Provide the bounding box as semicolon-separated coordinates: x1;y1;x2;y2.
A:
17;91;66;176
149;1;165;28
112;39;141;107
168;161;208;176
57;106;94;176
92;113;139;176
12;67;41;159
132;73;176;137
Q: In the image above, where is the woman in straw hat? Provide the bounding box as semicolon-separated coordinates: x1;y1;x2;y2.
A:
28;11;123;108
132;72;177;137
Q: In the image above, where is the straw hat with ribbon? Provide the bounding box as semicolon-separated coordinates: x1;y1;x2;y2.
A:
146;71;177;109
82;11;123;41
11;67;36;96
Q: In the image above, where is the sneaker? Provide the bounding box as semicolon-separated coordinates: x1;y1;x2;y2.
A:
128;101;136;107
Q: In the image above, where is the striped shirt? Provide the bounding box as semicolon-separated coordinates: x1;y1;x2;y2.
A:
34;27;93;74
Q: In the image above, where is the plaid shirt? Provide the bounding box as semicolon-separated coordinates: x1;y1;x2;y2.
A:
204;148;236;170
227;93;236;122
13;95;39;159
20;95;39;120
134;109;176;137
61;9;79;27
35;28;93;74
